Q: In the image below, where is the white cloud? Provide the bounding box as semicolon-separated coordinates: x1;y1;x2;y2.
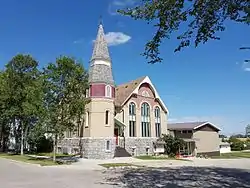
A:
244;67;250;71
105;32;131;46
108;0;135;15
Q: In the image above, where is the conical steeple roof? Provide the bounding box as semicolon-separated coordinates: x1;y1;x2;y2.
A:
91;24;111;62
89;23;114;85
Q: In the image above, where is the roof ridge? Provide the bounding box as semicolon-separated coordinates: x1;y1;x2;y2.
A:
116;76;146;88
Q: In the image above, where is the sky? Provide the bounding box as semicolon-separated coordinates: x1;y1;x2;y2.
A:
0;0;250;136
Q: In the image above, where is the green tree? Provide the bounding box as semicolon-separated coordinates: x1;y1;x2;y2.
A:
159;134;185;157
3;54;43;154
119;0;250;63
43;56;89;161
229;136;245;151
0;71;11;152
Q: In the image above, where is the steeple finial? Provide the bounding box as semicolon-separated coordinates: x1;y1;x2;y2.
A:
91;19;110;62
99;15;103;25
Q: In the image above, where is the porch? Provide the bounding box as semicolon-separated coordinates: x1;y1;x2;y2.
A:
178;139;196;157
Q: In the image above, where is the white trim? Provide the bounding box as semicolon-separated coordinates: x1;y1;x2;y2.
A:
121;76;169;114
91;60;111;67
194;122;221;131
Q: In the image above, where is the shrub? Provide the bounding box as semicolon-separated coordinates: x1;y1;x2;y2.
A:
229;137;244;151
159;134;185;157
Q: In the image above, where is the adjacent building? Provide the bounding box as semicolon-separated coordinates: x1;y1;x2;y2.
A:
168;121;221;156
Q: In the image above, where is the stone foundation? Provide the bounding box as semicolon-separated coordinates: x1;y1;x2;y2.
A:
118;137;158;156
57;137;116;159
82;137;116;159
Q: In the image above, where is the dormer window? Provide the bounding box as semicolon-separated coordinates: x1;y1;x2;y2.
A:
105;85;112;98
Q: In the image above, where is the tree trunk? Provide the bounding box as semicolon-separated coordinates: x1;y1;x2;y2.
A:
53;134;56;162
20;124;24;155
78;115;84;158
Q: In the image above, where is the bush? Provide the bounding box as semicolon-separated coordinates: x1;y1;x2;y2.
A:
159;134;185;157
229;137;245;151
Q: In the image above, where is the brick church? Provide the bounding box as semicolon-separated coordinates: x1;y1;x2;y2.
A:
58;23;169;159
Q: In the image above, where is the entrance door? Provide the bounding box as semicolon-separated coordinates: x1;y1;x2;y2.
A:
114;128;119;145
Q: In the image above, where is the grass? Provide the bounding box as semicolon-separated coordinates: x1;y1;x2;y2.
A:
0;153;65;166
135;155;191;161
36;152;76;158
99;163;140;168
211;151;250;159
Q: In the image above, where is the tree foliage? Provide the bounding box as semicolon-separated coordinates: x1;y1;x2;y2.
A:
119;0;250;63
0;54;89;158
0;54;44;154
159;134;185;157
43;56;89;160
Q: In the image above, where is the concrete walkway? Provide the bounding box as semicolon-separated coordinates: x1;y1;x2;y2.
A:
44;157;250;171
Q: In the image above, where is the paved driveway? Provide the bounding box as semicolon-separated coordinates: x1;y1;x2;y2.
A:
1;158;250;188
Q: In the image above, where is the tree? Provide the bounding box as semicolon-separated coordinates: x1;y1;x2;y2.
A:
43;56;89;161
119;0;250;63
3;54;43;154
0;71;11;152
159;134;185;157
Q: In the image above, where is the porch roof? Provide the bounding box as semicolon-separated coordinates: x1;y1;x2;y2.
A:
114;118;126;127
183;138;196;142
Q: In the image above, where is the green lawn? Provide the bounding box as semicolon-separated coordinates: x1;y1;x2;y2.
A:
211;151;250;159
135;155;191;161
0;153;64;166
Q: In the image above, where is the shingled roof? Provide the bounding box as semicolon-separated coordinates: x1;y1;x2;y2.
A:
115;76;146;106
168;121;221;131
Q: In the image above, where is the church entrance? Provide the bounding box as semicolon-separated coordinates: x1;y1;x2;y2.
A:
114;128;119;145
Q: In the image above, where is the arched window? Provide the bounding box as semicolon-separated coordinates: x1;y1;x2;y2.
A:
105;110;109;125
141;102;150;137
129;102;136;137
155;107;161;137
85;111;89;128
105;85;111;98
129;102;136;116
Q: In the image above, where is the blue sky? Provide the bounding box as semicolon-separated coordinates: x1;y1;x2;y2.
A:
0;0;250;135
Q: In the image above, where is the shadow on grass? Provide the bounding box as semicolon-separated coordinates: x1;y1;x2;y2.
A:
103;166;250;187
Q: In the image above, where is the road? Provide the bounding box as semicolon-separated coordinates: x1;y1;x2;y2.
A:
1;158;250;188
0;158;114;188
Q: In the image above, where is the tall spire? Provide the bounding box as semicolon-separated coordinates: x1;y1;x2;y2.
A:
88;22;114;85
91;23;111;62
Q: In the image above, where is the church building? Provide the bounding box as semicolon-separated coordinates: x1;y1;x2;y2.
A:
58;23;169;159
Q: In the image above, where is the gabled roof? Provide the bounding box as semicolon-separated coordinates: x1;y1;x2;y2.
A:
115;76;169;113
115;76;145;107
168;121;221;131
